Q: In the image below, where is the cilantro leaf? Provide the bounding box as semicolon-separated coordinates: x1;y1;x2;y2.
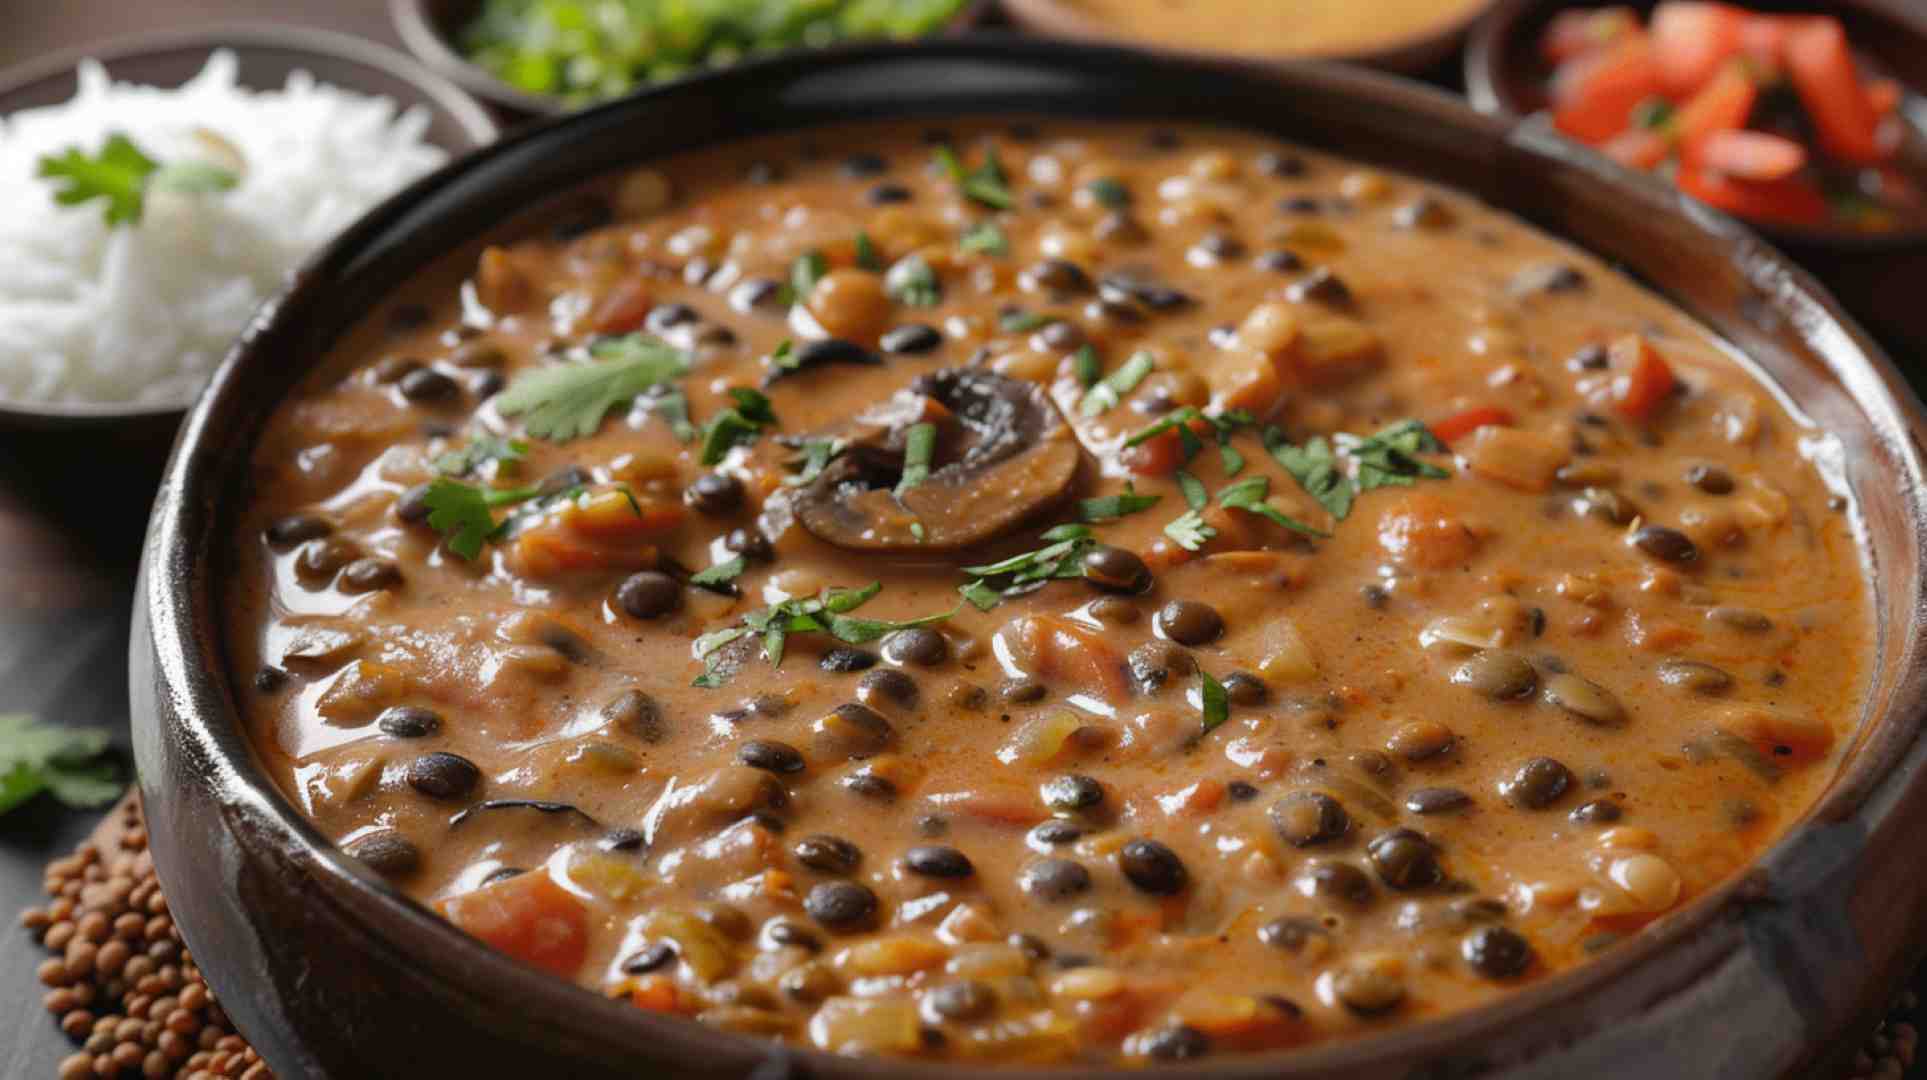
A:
957;525;1097;609
1349;419;1450;491
1086;177;1131;209
1267;431;1353;520
789;250;828;303
433;435;529;477
1000;310;1051;333
895;422;937;498
960;220;1008;255
689;556;747;589
1163;509;1217;551
959;579;1005;612
496;335;689;441
648;388;697;441
1071;345;1101;389
37;134;157;226
1198;671;1229;734
935;145;1013;210
0;714;123;816
699;387;779;465
1077;485;1161;523
854;231;883;272
1078;350;1155;417
421;477;541;559
885;254;941;307
1175;469;1208;511
695;583;949;685
785;437;846;486
1218;475;1327;538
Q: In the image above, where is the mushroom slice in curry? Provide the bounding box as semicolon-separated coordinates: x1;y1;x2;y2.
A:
792;368;1081;552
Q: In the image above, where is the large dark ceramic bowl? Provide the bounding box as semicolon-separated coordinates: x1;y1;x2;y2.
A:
133;38;1927;1079
0;24;499;437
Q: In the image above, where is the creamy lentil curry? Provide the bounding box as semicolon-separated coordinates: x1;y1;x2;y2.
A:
229;121;1870;1065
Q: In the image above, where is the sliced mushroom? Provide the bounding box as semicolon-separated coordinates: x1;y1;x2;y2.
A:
793;368;1081;552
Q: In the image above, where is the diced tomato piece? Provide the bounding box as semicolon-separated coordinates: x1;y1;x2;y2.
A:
1673;64;1758;155
1553;35;1663;144
588;279;652;335
1696;130;1808;181
1676;164;1829;225
1609;335;1678;421
1867;78;1902;117
1430;406;1515;445
1650;2;1748;97
1784;18;1886;165
439;871;589;978
1541;7;1639;65
1602;128;1671;170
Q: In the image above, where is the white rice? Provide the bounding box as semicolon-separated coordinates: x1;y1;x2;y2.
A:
0;51;448;408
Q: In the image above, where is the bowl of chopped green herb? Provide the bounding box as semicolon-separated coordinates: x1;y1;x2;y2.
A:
391;0;996;115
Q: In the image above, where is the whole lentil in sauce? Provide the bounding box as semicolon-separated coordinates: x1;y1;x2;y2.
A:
228;121;1870;1064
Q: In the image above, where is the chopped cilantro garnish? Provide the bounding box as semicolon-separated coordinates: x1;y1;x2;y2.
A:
1163;509;1216;551
1086;177;1131;209
432;435;529;477
785;437;846;486
1218;474;1327;538
689;556;747;589
788;249;828;303
934;145;1014;210
1071;345;1102;389
1076;484;1161;523
1198;671;1229;734
1266;432;1352;519
958;525;1096;609
885;254;941;307
895;422;937;498
421;477;543;560
1078;350;1155;417
960;220;1008;255
0;714;122;816
37;132;238;227
1265;419;1448;521
1175;469;1208;511
695;583;956;685
854;231;883;272
495;334;689;441
649;388;697;442
999;310;1052;333
698;387;779;466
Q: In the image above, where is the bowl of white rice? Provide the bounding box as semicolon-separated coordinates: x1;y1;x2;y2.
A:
0;25;499;432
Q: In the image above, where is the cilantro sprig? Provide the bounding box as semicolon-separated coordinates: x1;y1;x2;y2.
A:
693;583;957;686
699;387;778;465
421;477;543;559
433;435;529;477
0;714;123;816
1265;419;1449;521
1218;474;1326;538
934;145;1014;210
958;524;1095;610
495;335;689;441
37;132;239;227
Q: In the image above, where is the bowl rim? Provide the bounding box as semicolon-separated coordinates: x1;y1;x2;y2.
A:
0;20;501;428
388;0;1001;117
136;35;1927;1079
1461;0;1927;251
999;0;1498;72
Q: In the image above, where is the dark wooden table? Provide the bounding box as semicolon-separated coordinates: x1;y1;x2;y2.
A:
0;3;1921;1079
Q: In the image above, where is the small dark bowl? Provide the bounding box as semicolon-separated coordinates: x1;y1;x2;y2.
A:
135;37;1927;1080
391;0;999;118
0;24;499;437
1002;0;1497;74
1464;0;1927;251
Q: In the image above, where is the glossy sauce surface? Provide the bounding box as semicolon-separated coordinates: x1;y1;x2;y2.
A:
227;122;1870;1065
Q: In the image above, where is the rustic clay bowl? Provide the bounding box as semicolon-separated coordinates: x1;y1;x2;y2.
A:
0;24;499;438
390;0;1000;117
1001;0;1498;74
133;38;1927;1079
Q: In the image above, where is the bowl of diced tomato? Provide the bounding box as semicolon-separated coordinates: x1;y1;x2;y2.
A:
1466;1;1927;245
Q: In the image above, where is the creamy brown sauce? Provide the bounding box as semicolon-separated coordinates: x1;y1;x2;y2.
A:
1059;0;1489;57
226;121;1870;1064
